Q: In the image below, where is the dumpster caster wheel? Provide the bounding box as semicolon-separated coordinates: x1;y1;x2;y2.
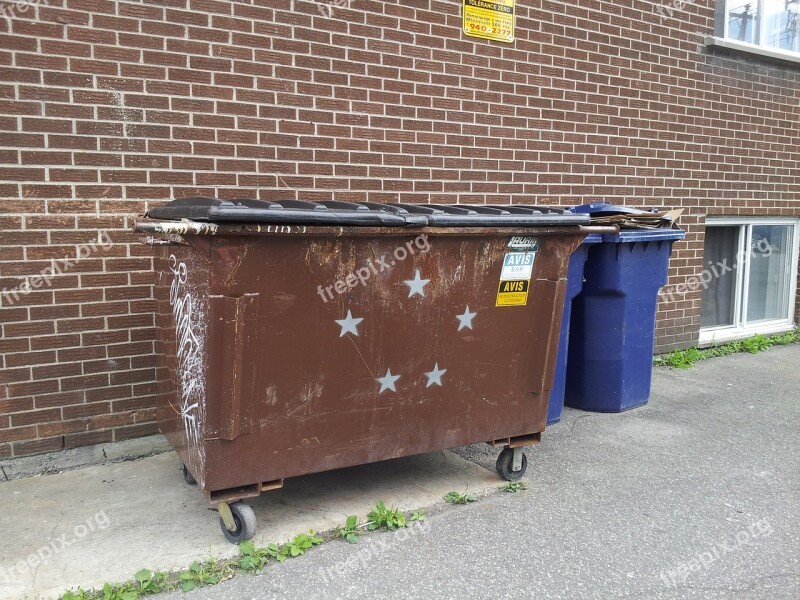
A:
182;464;196;486
219;501;257;544
496;448;528;481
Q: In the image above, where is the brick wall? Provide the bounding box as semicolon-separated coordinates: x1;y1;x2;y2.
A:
1;0;799;458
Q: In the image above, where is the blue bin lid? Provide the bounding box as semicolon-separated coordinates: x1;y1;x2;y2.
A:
583;228;685;244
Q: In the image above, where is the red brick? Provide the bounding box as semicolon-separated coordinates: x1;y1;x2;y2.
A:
113;395;158;413
0;367;31;384
9;378;59;397
33;362;83;380
133;382;158;397
37;418;92;437
12;408;62;428
12;437;64;457
0;397;34;413
30;335;81;351
4;321;55;338
61;374;110;392
89;412;136;430
64;429;113;448
86;385;133;403
35;391;86;409
0;425;37;444
0;307;28;323
68;0;116;15
5;351;56;368
11;21;64;39
114;422;160;441
110;369;155;386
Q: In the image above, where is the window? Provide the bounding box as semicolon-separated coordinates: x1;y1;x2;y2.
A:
711;0;800;59
700;218;799;344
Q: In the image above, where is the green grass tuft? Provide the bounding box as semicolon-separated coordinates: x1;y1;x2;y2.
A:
654;329;799;369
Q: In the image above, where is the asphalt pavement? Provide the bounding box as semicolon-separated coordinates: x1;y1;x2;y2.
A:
160;344;800;600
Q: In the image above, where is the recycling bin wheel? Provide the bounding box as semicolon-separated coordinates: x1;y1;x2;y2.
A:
182;464;197;486
219;501;257;544
496;448;528;481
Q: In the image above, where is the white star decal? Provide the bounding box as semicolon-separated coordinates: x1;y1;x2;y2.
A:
376;369;401;394
404;269;430;298
424;363;447;388
335;310;364;337
456;306;477;331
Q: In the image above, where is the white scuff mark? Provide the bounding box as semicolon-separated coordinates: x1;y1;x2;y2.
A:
145;237;174;246
169;254;207;475
264;384;279;408
155;221;219;236
255;224;309;234
96;80;132;138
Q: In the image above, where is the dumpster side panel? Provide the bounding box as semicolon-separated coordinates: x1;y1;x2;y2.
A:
153;238;212;488
205;294;260;441
193;231;583;493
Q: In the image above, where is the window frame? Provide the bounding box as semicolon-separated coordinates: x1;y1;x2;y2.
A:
708;0;800;64
699;216;800;346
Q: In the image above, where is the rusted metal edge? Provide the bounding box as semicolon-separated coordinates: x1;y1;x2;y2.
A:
488;432;542;448
208;479;285;504
134;218;615;238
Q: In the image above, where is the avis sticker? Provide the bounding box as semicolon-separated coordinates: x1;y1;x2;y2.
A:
496;279;529;307
501;252;535;281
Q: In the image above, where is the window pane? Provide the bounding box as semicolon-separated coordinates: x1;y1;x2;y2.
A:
727;0;760;44
701;226;740;328
763;0;800;51
746;225;793;323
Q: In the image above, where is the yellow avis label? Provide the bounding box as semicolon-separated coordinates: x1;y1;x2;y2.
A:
496;279;529;307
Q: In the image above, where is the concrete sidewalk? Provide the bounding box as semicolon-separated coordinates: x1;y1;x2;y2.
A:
0;448;498;599
2;344;799;599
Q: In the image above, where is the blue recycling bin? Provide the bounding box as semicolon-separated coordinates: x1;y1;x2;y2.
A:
546;235;599;424
562;228;685;413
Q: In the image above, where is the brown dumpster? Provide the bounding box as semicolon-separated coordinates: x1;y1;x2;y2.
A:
135;199;605;543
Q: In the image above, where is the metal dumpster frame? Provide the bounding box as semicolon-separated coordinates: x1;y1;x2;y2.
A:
136;202;612;542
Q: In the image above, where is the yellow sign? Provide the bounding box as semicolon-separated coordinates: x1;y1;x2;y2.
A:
496;279;529;307
463;0;515;44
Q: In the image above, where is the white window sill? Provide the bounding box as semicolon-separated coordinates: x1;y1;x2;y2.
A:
699;321;797;347
704;36;800;66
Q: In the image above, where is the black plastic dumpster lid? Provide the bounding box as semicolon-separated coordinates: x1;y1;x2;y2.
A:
146;198;590;227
